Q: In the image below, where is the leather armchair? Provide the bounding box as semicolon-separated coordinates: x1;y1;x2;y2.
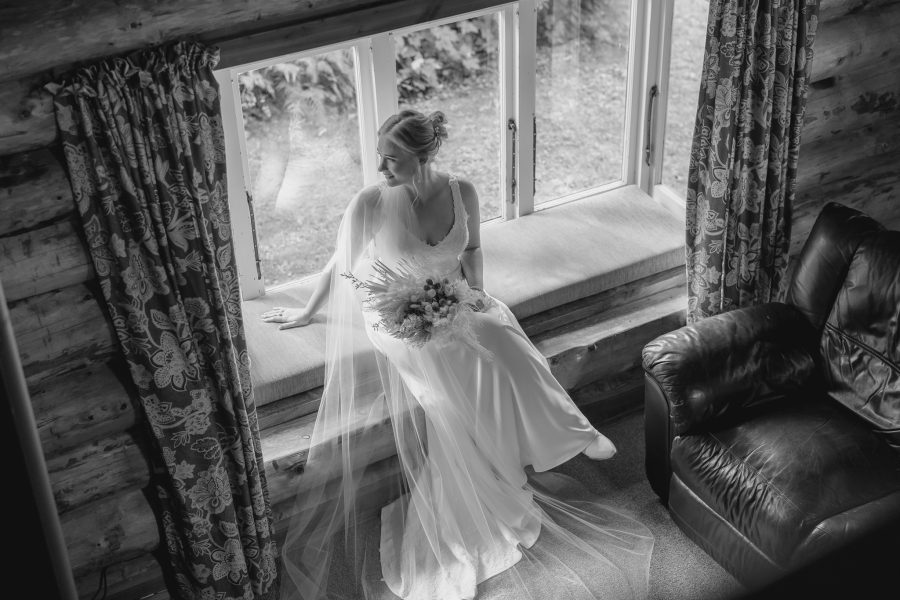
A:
642;202;900;590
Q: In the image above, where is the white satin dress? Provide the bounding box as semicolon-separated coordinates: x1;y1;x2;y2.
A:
354;176;647;600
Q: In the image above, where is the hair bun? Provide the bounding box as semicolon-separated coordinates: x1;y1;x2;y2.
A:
429;111;448;141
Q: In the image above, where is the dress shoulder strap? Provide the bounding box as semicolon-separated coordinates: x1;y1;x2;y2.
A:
447;174;467;222
448;174;460;200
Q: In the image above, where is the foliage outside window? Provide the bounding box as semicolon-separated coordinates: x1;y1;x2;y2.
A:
223;0;706;293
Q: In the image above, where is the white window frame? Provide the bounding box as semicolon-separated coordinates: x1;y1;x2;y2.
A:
215;66;265;298
639;0;688;217
217;0;681;300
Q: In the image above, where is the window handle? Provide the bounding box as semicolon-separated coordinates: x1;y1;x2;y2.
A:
533;114;537;191
246;191;262;279
508;118;518;204
644;85;658;166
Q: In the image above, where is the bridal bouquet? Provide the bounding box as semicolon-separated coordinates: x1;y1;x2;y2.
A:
342;259;492;357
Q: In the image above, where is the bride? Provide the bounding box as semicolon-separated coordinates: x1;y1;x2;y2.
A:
263;110;654;600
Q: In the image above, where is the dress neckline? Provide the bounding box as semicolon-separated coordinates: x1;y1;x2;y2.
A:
414;175;460;248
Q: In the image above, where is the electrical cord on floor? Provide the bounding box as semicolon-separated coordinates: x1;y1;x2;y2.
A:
91;565;108;600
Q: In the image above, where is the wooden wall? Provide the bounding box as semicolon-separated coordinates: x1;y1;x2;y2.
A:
793;0;900;255
0;1;897;599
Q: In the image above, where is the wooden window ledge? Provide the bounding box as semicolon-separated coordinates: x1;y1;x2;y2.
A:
242;185;685;411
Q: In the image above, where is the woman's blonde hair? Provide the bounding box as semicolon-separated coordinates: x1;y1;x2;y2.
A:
378;109;449;163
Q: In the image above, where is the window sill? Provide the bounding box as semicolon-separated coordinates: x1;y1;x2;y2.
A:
241;184;685;409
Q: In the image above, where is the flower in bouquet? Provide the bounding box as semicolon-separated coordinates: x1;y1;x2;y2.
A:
342;259;492;358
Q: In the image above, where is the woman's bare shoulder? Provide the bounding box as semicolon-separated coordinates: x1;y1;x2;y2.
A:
454;176;478;202
453;176;480;212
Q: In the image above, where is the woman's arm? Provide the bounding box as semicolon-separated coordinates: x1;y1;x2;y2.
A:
260;260;332;330
460;247;483;290
262;185;378;330
457;178;484;291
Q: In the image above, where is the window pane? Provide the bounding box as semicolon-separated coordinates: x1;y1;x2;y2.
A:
662;0;708;197
239;47;363;289
534;0;632;205
396;13;502;222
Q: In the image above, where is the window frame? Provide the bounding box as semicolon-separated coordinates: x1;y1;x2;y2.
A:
641;0;690;215
216;0;682;299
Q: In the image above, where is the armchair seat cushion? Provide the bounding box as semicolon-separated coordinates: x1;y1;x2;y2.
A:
670;396;900;573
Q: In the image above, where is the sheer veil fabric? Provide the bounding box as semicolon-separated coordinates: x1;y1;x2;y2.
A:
278;177;654;600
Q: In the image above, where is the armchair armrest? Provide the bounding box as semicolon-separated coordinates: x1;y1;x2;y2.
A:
641;302;818;502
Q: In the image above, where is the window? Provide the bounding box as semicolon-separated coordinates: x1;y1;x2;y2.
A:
395;13;504;222
641;0;709;206
660;0;708;199
533;0;632;204
215;0;705;300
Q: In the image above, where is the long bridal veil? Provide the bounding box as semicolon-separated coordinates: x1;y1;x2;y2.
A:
277;185;654;600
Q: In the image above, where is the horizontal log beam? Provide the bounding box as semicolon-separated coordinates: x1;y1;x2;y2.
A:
8;283;118;384
74;552;167;600
18;0;865;91
0;146;72;236
570;363;646;419
47;431;149;514
0;216;94;303
256;385;323;432
810;3;900;84
262;403;417;504
0;74;56;156
29;360;138;456
0;0;371;83
519;266;686;338
817;0;897;23
0;0;502;83
797;113;900;191
534;287;687;391
802;61;900;146
791;152;900;255
61;486;158;577
796;138;900;197
269;453;403;535
216;0;510;70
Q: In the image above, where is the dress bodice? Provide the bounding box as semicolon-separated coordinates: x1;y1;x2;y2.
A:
372;175;469;281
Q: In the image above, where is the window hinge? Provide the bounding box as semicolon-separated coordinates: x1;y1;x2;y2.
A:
246;191;262;279
508;118;518;204
644;84;659;166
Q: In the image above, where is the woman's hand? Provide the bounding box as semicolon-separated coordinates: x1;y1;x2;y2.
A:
468;286;493;312
261;306;313;330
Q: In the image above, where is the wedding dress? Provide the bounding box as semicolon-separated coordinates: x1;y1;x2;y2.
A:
278;175;654;600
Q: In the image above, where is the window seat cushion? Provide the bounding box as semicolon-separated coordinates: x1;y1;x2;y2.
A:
483;185;683;319
242;185;684;408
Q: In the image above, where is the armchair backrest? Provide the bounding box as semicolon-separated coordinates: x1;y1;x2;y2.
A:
785;202;899;450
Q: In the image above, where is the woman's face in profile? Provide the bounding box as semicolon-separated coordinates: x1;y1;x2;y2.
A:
376;136;420;187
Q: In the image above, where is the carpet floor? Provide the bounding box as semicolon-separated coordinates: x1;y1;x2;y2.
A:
326;408;749;600
553;408;747;600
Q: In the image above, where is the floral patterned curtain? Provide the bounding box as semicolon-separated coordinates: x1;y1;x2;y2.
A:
50;41;277;598
685;0;819;323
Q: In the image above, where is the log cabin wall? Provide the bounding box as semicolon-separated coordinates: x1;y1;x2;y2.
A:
793;0;900;256
0;1;896;599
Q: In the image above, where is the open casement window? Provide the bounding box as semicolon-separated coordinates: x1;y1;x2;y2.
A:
638;0;708;214
215;0;703;300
